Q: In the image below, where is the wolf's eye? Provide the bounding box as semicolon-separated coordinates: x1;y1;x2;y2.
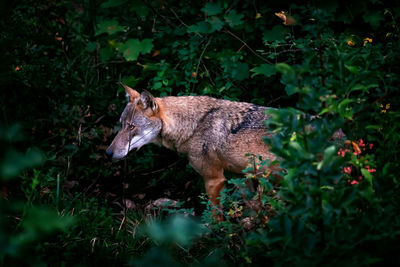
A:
127;122;136;130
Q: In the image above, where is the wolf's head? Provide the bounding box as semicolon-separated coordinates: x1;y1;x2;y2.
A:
106;85;162;160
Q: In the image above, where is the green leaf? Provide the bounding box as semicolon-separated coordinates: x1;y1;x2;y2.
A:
250;64;277;78
288;141;307;157
153;81;162;90
285;86;299;96
1;149;44;181
121;40;140;61
284;215;292;236
319;106;335;115
95;20;125;35
224;10;244;27
338;99;352;109
345;65;359;75
21;207;75;235
222;62;249;81
99;47;114;63
140;39;154;54
202;2;222;16
363;11;384;30
119;39;153;61
275;63;297;95
317;145;336;170
350;83;378;93
122;76;141;89
320;185;334;190
233;62;249;80
275;63;294;76
338;99;353;119
263;25;287;42
361;168;373;186
85;42;97;52
349;84;366;93
208;17;224;31
188;22;213;34
130;0;149;18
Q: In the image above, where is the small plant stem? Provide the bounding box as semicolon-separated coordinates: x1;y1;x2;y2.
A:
317;171;325;247
317;30;326;87
317;26;326;249
56;173;60;210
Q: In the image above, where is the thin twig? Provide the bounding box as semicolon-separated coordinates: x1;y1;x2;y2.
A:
197;37;212;74
215;65;249;92
173;59;182;69
317;32;326;87
261;48;301;56
170;8;189;28
118;215;126;232
266;96;282;106
152;13;157;32
192;37;213;92
170;8;203;38
144;1;179;32
136;159;183;176
223;29;272;64
202;62;215;86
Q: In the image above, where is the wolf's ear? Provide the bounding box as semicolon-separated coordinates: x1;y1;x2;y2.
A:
121;83;140;102
140;90;158;112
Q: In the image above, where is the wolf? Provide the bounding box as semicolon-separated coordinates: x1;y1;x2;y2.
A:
106;84;279;207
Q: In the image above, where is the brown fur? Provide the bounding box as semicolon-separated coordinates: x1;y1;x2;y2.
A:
106;85;279;206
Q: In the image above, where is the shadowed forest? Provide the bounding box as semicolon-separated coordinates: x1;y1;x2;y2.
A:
1;0;400;265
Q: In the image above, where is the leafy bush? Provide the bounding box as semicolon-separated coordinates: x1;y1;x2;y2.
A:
199;3;400;265
0;125;75;265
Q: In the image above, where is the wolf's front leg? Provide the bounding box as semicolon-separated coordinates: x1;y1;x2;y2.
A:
203;174;226;222
188;157;226;220
204;174;226;206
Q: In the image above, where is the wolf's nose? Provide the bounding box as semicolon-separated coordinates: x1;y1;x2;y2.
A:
105;148;113;159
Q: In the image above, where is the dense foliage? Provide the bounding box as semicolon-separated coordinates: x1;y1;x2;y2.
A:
1;0;400;265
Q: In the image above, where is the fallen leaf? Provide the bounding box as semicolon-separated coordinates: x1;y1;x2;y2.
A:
275;11;296;26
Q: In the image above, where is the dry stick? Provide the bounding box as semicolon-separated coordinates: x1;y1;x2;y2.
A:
222;30;272;64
